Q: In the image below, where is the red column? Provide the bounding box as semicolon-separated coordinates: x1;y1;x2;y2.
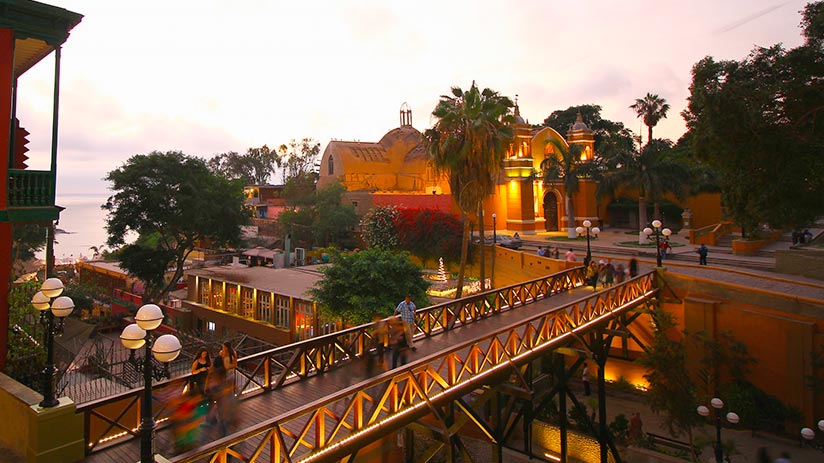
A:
0;27;15;370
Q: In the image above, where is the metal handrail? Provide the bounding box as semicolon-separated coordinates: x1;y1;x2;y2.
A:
78;267;586;454
175;272;657;463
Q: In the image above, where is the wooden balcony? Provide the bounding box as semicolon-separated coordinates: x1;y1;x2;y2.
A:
2;169;60;222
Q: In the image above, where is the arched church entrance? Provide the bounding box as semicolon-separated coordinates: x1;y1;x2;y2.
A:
543;192;560;231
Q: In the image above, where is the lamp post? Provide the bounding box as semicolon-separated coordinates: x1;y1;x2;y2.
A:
120;304;181;463
492;213;497;244
643;219;672;267
801;419;824;451
575;220;600;267
491;214;497;289
697;397;739;463
32;277;74;408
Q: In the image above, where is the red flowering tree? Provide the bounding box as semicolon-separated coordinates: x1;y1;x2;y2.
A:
394;208;462;268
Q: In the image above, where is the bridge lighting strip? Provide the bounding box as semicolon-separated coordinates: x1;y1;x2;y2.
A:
298;288;652;462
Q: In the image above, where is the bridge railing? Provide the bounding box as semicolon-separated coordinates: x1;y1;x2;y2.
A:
78;267;586;455
176;271;657;463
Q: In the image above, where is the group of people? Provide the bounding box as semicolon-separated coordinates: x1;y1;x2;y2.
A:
585;259;632;290
367;295;419;373
791;229;814;245
170;342;239;450
536;246;561;259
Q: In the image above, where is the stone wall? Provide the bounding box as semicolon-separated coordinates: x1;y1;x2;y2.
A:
775;248;824;281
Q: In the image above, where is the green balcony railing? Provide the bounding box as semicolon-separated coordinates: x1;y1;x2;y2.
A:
8;169;55;207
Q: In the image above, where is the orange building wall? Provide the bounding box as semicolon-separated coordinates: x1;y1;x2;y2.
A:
663;272;824;423
681;192;723;229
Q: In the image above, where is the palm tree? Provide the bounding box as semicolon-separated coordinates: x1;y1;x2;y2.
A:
541;138;598;238
630;93;670;145
423;82;514;298
600;139;692;232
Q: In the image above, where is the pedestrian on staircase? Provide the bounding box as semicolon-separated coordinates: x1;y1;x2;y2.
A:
697;244;709;266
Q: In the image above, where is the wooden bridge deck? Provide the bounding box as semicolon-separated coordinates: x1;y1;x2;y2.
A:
84;285;599;463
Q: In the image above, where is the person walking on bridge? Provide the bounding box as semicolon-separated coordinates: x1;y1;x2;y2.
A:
395;295;417;350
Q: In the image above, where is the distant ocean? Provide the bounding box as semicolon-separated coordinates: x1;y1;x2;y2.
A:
35;193;110;262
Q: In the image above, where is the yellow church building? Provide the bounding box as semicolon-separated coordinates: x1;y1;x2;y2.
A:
318;102;719;235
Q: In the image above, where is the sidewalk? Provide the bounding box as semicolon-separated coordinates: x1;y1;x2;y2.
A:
515;226;824;288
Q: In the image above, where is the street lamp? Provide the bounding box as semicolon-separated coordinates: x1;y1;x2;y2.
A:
575;220;600;267
643;219;672;267
491;214;497;290
32;277;74;408
120;304;181;463
801;419;824;451
697;397;739;463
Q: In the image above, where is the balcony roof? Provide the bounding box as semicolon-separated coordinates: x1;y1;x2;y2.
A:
0;0;83;78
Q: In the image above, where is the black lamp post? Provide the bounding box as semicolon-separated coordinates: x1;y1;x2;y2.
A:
697;398;739;463
120;304;181;463
801;419;824;452
575;220;600;267
492;213;497;244
32;278;74;408
643;219;672;267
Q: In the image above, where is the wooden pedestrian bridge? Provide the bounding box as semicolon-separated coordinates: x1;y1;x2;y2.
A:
81;267;659;463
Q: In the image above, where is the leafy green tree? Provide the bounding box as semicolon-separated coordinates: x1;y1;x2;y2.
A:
278;138;320;183
312;183;358;247
309;248;430;325
11;224;46;278
3;280;45;383
104;151;248;302
279;181;357;248
541;138;596;238
360;205;400;250
599;139;693;228
630;93;671;145
423;82;514;298
207;145;278;184
541;104;635;154
637;308;702;447
683;2;824;233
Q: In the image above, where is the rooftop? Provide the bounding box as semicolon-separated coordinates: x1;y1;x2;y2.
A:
187;264;326;299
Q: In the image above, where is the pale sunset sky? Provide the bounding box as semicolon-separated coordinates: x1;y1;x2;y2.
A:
16;0;811;197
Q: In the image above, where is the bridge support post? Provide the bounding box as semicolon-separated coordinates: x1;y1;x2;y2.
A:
491;391;502;463
402;428;413;463
555;352;569;463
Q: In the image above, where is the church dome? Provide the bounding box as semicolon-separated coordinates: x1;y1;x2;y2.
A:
570;112;590;131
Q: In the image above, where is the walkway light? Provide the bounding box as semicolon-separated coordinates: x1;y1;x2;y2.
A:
697;397;738;463
801;419;824;452
32;279;74;408
575;220;600;267
644;220;671;267
121;304;180;463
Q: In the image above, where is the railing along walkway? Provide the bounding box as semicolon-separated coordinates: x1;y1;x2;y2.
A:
82;269;657;462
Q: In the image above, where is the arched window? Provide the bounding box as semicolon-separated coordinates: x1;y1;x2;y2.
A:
328;155;334;175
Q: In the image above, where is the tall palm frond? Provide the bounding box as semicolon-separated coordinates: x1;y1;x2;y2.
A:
630;93;671;144
423;82;514;297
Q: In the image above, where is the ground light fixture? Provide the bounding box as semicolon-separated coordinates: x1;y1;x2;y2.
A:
575;219;600;267
643;220;672;267
120;304;181;463
697;397;739;463
31;277;74;408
